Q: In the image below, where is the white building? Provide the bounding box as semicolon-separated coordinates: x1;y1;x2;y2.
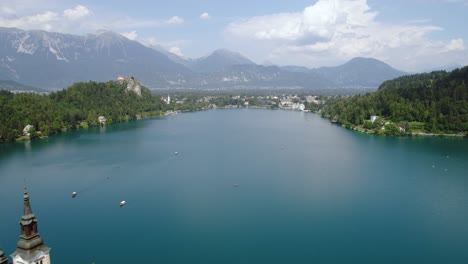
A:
23;125;33;136
98;116;106;125
280;100;293;108
292;103;305;111
162;95;171;104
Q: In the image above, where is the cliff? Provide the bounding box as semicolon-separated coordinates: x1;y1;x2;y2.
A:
118;77;142;96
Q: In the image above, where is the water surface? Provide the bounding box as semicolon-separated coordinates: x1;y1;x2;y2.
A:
1;109;467;263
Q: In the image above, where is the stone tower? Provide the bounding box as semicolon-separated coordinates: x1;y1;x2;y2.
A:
10;186;51;264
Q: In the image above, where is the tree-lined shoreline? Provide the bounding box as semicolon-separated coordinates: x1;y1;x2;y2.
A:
1;67;467;143
320;67;468;136
0;81;166;143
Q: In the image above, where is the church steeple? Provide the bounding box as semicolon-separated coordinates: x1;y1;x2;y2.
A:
23;185;33;216
10;186;51;264
16;185;44;251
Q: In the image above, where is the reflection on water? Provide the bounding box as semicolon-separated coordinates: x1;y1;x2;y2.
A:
24;140;31;152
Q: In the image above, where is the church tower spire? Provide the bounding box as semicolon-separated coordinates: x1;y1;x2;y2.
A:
10;186;51;264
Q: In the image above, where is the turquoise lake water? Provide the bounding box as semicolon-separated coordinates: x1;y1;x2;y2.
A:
1;109;467;263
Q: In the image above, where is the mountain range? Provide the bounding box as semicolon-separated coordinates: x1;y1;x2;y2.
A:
0;79;46;92
0;27;408;90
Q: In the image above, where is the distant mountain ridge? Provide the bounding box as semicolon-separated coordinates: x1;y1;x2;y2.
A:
0;27;189;89
0;79;46;92
0;27;407;90
314;57;407;87
186;49;254;72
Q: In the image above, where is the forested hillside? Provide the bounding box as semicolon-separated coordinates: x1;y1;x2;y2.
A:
321;66;468;135
0;81;164;142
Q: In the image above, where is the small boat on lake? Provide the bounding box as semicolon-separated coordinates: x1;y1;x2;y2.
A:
72;192;77;198
120;201;126;207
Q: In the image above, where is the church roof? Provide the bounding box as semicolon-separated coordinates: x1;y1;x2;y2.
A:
11;245;50;262
23;186;33;216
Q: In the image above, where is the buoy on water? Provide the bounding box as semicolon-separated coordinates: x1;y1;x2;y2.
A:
120;201;126;207
174;151;178;155
72;192;77;198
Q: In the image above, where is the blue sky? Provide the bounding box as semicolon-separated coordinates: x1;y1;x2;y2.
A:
0;0;467;71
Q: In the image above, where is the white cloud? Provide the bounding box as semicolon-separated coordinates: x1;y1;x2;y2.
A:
200;12;211;20
225;0;467;71
144;37;160;47
445;39;465;51
165;16;184;25
63;5;90;20
143;37;187;50
120;31;138;40
169;46;184;57
227;0;377;42
0;4;184;36
0;10;59;31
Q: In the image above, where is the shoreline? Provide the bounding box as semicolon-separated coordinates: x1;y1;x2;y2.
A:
410;132;466;137
6;109;466;145
9;109;199;144
334;122;466;138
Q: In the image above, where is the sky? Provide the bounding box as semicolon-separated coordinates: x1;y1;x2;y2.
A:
0;0;467;71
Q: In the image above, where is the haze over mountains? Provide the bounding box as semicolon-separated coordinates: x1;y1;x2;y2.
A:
0;79;46;93
0;27;408;90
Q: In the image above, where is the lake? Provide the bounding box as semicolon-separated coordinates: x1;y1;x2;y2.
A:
1;109;467;263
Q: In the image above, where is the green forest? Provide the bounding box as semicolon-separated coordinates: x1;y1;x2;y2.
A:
0;81;165;143
2;67;467;142
321;66;468;136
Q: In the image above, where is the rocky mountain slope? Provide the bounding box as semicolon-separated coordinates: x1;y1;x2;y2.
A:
0;27;189;89
0;27;407;90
